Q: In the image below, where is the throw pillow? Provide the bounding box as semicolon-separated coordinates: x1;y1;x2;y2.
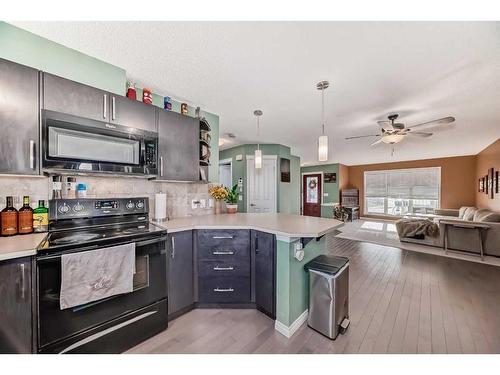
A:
476;212;500;223
463;207;477;221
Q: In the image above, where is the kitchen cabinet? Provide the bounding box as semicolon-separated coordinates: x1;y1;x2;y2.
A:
157;109;199;181
252;230;276;318
109;94;156;132
197;230;251;304
167;230;194;318
0;257;33;353
43;72;109;123
0;58;40;175
43;73;156;132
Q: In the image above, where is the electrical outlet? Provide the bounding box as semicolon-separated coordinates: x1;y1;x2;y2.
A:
294;242;303;251
208;198;214;208
200;199;206;208
238;195;243;201
323;192;329;197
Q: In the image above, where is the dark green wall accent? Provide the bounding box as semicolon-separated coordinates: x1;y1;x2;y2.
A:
300;163;340;218
219;144;301;214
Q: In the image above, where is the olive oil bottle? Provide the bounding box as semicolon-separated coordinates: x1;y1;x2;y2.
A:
33;200;49;233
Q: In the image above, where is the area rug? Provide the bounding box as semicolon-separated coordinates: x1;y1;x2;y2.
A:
335;219;500;267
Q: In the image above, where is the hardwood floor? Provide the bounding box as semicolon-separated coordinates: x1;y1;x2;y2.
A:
127;236;500;354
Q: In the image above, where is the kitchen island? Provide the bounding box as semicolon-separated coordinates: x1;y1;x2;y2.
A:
155;213;343;338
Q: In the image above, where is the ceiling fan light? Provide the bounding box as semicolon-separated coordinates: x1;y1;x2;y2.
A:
318;135;328;161
382;134;405;144
255;149;262;169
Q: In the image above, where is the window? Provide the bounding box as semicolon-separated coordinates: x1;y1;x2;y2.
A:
364;167;440;216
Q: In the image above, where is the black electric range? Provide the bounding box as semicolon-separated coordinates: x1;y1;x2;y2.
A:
36;197;168;354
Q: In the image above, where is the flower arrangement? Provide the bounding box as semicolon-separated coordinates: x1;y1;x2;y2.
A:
209;185;228;201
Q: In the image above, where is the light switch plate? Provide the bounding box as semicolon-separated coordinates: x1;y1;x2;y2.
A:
238;195;243;201
200;199;206;208
324;192;329;197
208;198;214;208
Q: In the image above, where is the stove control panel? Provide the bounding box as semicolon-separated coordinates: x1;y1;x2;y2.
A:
49;197;149;220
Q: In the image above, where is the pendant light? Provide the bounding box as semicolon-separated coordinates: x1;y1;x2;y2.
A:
316;80;330;162
253;110;263;169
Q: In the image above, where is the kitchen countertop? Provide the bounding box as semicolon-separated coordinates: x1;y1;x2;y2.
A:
154;213;343;238
0;232;47;261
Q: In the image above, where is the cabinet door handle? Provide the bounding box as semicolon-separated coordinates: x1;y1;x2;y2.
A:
255;235;259;254
160;156;164;177
112;96;116;120
213;266;234;271
19;263;26;300
29;140;36;170
171;236;176;259
212;251;234;255
103;94;107;119
212;236;233;239
214;288;234;293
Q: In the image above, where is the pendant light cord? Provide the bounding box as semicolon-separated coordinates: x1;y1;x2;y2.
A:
257;116;260;150
321;86;325;135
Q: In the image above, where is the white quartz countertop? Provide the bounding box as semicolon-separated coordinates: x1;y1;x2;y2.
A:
0;233;47;261
154;213;343;238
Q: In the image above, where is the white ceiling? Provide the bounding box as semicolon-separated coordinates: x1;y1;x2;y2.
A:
13;21;500;166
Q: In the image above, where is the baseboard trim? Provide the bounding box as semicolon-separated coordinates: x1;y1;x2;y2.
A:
274;309;308;338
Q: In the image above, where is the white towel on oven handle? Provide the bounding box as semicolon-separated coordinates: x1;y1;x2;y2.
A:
60;243;135;310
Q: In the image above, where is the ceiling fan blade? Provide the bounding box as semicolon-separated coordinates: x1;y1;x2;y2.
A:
345;134;380;140
408;116;455;130
370;138;384;146
377;120;394;131
406;131;433;137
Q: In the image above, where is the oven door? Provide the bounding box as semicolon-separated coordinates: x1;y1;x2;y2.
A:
36;235;167;350
41;110;157;176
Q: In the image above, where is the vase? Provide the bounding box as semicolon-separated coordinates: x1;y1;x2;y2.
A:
226;204;238;214
214;200;224;214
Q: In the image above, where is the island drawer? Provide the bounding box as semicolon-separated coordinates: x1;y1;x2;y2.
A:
198;275;250;303
198;259;250;278
197;229;250;247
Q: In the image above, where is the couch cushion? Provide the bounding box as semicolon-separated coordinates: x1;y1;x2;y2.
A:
462;207;477;221
474;210;500;222
459;206;472;219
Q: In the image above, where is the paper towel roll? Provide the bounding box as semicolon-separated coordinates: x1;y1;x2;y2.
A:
154;193;167;221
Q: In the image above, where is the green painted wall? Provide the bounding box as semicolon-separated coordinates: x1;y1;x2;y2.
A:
301;163;340;218
276;236;327;327
219;144;300;213
0;22;219;182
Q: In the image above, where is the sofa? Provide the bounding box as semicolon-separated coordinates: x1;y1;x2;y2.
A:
399;207;500;258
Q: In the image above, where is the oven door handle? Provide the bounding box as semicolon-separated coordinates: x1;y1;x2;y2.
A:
37;244;101;262
135;236;168;248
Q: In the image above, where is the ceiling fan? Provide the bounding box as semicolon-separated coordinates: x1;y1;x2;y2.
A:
345;113;456;146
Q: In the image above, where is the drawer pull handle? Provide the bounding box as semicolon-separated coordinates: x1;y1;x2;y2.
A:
214;288;234;293
213;266;234;271
213;251;234;255
212;236;234;239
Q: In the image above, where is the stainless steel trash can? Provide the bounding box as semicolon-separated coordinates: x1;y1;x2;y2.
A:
305;255;349;340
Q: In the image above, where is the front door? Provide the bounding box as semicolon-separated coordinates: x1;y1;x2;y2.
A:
247;156;277;213
303;174;322;217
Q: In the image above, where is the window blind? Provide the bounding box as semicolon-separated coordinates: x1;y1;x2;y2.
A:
365;167;441;200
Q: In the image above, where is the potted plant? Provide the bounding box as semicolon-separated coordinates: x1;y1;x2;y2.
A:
225;184;239;214
208;185;228;214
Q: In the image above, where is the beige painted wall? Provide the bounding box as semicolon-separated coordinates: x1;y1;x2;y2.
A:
346;155;477;218
476;138;500;211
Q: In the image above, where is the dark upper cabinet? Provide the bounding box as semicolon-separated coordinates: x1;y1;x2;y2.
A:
109;94;156;132
252;230;276;319
157;109;199;181
168;230;194;317
43;72;109;122
0;257;33;353
43;73;156;132
0;58;40;175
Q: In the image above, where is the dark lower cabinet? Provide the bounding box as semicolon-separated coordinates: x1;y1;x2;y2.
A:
167;231;194;318
252;230;276;319
0;257;33;353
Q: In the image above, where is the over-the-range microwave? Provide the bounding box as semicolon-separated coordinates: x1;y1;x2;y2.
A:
41;110;158;177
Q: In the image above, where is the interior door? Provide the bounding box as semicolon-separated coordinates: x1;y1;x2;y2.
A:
247;156;277;213
303;174;322;217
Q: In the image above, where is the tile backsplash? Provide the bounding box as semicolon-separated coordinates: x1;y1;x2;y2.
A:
0;175;214;219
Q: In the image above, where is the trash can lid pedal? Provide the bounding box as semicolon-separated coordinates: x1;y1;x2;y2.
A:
304;255;349;275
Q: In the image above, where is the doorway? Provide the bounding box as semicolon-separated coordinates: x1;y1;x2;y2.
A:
246;155;277;213
302;173;322;217
219;158;232;188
